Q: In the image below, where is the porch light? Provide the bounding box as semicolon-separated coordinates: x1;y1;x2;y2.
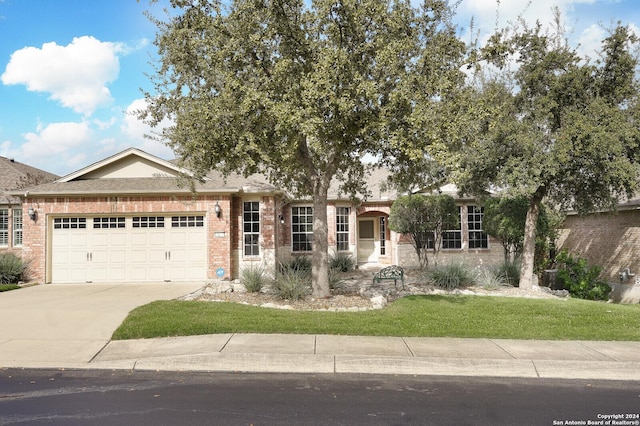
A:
214;202;221;218
28;207;37;221
278;214;285;224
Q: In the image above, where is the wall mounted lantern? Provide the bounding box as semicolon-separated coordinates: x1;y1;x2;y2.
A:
214;201;221;218
278;214;285;224
28;207;37;221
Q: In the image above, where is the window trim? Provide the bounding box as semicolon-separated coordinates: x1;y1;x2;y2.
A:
93;217;126;229
291;206;313;252
132;216;165;228
467;205;488;249
243;202;260;257
0;209;8;247
53;217;87;229
171;215;204;228
12;208;23;247
379;216;386;256
336;207;350;252
442;206;462;250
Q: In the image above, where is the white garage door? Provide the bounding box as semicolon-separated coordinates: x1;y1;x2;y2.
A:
51;215;207;283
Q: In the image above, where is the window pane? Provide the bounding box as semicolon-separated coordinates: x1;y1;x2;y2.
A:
292;206;313;252
243;202;260;256
0;209;8;246
336;207;350;251
442;207;462;249
467;206;488;249
12;209;23;247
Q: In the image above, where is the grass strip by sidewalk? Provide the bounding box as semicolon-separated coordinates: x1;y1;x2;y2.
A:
0;284;20;292
112;295;640;341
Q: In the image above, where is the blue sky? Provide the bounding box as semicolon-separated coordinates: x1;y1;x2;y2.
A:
1;0;639;176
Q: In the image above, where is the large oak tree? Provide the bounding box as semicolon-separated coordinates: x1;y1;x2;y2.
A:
453;20;640;289
141;0;467;297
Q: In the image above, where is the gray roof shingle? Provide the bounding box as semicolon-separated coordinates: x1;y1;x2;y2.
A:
1;156;58;204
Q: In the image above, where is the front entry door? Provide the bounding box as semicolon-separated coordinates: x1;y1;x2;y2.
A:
357;219;377;263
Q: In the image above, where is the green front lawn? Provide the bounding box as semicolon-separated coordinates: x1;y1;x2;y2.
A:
112;295;640;341
0;284;20;292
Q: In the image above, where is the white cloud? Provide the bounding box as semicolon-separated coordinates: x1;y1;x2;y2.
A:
0;121;92;174
458;0;599;44
22;121;92;158
577;23;607;59
122;98;175;160
1;36;122;116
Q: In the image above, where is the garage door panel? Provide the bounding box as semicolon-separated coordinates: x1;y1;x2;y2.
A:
147;232;166;246
52;215;207;283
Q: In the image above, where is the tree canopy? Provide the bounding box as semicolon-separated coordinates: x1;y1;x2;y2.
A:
389;194;458;270
452;19;640;288
482;195;555;262
141;0;467;297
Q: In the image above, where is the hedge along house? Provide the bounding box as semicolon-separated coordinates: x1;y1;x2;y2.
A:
14;148;504;284
558;197;640;303
1;156;58;256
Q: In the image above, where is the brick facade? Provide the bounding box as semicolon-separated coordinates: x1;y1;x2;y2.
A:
22;195;233;283
558;210;640;283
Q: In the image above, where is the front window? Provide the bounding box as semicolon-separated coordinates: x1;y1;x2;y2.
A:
0;209;8;246
468;206;488;249
442;207;462;249
379;216;386;255
243;202;260;256
292;206;313;252
336;207;349;251
12;209;22;247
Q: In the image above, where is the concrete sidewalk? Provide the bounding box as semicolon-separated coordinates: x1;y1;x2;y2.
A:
5;333;640;381
2;283;640;381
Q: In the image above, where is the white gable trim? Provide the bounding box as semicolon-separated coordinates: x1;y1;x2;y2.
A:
56;148;196;182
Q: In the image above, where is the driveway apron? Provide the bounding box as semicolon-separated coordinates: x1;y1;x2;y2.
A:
0;283;202;367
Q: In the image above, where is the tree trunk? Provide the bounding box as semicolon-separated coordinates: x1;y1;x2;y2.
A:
311;182;331;299
519;187;546;289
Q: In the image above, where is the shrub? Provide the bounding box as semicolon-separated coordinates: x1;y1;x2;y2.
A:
330;252;356;272
328;267;345;290
476;268;509;290
425;262;475;290
278;256;312;274
272;268;311;300
492;260;521;287
241;265;266;293
555;250;611;301
0;253;30;284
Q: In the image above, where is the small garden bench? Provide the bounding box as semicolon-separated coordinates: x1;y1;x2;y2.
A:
373;265;405;289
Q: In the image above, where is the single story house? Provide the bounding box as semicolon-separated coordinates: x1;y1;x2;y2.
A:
1;156;58;254
11;148;502;284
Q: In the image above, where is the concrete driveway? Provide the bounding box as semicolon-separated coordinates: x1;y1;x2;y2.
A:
0;282;203;368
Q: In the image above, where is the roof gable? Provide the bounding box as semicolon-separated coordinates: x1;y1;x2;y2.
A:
57;148;190;182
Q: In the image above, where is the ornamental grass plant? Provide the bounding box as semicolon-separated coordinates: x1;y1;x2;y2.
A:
240;265;267;293
0;252;30;284
425;262;475;290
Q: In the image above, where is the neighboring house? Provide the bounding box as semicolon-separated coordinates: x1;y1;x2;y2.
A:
1;156;58;254
558;199;640;303
14;148;502;284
